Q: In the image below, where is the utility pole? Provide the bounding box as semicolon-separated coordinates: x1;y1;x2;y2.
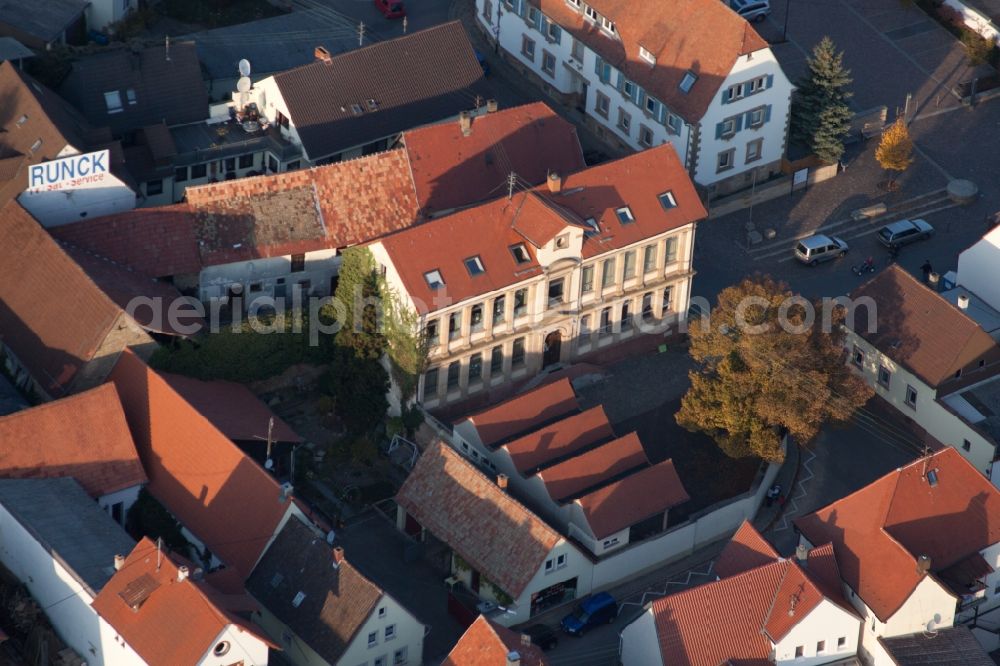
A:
358;21;366;47
507;172;517;200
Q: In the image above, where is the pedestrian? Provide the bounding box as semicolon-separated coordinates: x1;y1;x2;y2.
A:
888;244;900;264
921;259;933;283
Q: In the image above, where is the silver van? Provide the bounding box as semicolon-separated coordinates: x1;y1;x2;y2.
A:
794;234;849;266
730;0;771;22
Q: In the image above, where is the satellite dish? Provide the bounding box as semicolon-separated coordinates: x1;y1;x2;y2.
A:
237;76;252;93
238;59;251;77
264;458;274;470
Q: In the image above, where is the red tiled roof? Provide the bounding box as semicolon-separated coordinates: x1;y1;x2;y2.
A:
796;447;1000;621
403;102;585;215
443;615;548;666
109;350;295;578
0;383;145;496
849;265;1000;387
160;373;301;443
0;201;124;396
503;405;614;474
395;442;561;598
535;0;768;121
466;378;579;448
576;458;688;538
805;542;857;616
92;538;274;666
536;432;646;502
380;144;705;312
714;519;780;579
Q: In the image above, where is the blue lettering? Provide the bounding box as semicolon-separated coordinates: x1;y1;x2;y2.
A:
59;160;76;182
92;152;107;173
45;162;60;183
77;156;90;177
29;165;43;188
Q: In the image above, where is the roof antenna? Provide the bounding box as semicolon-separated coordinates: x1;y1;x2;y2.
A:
255;417;276;472
507;172;517;200
156;537;163;572
165;35;170;62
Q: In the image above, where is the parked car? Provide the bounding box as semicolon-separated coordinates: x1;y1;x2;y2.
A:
560;592;618;636
794;234;849;266
520;624;558;651
730;0;771;22
877;218;934;248
374;0;405;18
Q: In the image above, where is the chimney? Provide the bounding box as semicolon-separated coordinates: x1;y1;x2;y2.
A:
547;172;562;194
916;554;932;575
177;565;190;582
506;651;521;666
459;111;472;136
497;474;508;491
314;46;332;64
795;544;810;565
486;99;499;113
928;272;940;292
958;294;970;310
332;546;345;568
114;554;125;571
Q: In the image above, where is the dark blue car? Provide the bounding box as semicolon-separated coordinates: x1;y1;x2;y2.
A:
560;592;618;636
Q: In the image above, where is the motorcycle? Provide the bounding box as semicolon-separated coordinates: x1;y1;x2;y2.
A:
852;257;876;276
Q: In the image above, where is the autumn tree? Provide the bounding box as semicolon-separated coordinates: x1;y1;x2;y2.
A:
790;37;854;164
875;117;914;189
676;276;872;462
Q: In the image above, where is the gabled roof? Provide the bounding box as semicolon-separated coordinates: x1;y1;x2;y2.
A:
0;477;135;596
273;21;487;160
0;0;87;46
109;350;296;579
396;442;562;598
534;0;769;121
93;538;273;666
536;432;647;503
0;383;146;497
0;201;126;396
714;519;780;579
575;459;689;539
443;615;548;666
849;265;1000;387
379;144;705;312
465;378;579;448
161;372;302;443
879;625;994;666
246;518;385;664
503;405;615;475
796;448;1000;621
403;102;585;215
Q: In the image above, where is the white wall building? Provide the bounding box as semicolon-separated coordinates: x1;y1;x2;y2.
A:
18;148;136;226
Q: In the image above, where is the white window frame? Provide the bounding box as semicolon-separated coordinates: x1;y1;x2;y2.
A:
905;384;918;409
639;46;655;64
385;624;396;641
617;108;631;133
717;148;735;172
595;91;610;118
616;206;634;223
542;50;556;76
585;6;598;21
566;0;581;8
521;35;536;61
749;107;766;128
368;631;379;648
639;124;654;147
679;71;697;93
600;15;616;34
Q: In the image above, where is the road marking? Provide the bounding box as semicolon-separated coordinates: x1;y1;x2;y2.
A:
617;559;716;612
774;449;817;532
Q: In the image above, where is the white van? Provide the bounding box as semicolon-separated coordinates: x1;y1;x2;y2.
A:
730;0;771;22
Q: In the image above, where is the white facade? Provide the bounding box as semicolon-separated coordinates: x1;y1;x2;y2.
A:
619;608;662;666
198;249;342;310
195;625;270;666
475;0;793;190
956;226;1000;313
773;599;860;666
98;483;142;527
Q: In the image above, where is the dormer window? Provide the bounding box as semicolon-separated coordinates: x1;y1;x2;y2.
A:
464;255;485;276
600;16;616;34
616;206;635;224
658;191;677;210
566;0;581;8
679;71;697;94
510;244;531;264
424;269;445;289
639;46;655;64
585;6;598;21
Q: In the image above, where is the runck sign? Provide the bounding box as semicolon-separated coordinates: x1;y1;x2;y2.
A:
27;150;111;193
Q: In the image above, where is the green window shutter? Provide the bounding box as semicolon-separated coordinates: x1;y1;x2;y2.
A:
766;74;774;89
715;122;724;139
764;105;772;123
595;55;604;77
551;23;562;44
616;72;625;91
734;115;744;132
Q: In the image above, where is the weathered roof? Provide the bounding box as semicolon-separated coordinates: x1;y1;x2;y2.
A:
534;0;769;121
402;102;586;215
0;477;135;596
796;448;1000;621
93;537;273;666
0;383;146;496
466;378;579;448
503;405;615;475
536;432;647;503
443;615;548;666
59;42;209;137
273;21;487;161
575;459;689;539
714;519;780;579
396;442;561;598
849;265;1000;387
0;0;86;45
879;625;994;665
246;518;384;664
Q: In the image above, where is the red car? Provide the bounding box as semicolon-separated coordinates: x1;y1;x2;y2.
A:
374;0;406;18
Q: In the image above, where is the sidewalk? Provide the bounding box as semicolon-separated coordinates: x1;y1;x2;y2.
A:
754;439;802;533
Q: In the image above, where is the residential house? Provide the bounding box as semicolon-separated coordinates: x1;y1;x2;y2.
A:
0;200;160;400
619;521;861;666
845;265;1000;475
108;349;312;581
369;143;706;409
878;625;994;666
0;477;136;664
247;517;426;666
442;615;548;666
396;442;589;626
474;0;794;194
451;378;690;557
0;383;146;523
246;22;488;165
796;448;1000;662
92;537;274;666
955;224;1000;313
0;0;87;49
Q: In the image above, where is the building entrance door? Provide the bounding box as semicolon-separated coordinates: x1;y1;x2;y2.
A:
543;331;562;367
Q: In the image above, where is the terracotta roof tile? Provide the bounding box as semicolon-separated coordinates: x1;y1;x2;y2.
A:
443;615;548;666
804;542;857;616
92;538;273;666
575;458;688;539
395;442;561;597
762;562;825;642
796;447;1000;621
109;350;295;578
502;405;614;475
403;102;585;215
536;432;647;502
714;519;780;579
535;0;768;121
466;378;579;448
0;384;145;496
849;265;999;387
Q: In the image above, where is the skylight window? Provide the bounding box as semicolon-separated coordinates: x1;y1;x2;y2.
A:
639;46;655;65
104;90;123;114
679;71;698;93
616;206;635;224
292;591;306;608
126;88;137;105
350;103;363;115
583;217;599;237
464;255;485;276
29;138;42;153
367;99;378;111
658;191;677;210
424;269;445;289
510;244;531;265
15;114;27;127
